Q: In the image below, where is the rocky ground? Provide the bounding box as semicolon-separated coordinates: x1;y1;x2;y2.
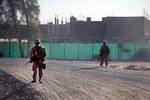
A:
0;58;150;100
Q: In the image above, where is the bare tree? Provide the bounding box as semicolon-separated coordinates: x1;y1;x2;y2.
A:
0;0;40;57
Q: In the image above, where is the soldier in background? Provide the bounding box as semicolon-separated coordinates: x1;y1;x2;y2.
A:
99;41;110;68
29;39;46;83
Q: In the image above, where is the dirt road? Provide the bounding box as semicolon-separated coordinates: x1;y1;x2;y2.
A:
0;58;150;100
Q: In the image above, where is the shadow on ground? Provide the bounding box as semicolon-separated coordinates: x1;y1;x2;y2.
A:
72;67;99;71
0;70;41;100
124;65;150;71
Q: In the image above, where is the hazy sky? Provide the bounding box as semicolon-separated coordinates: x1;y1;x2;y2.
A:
38;0;150;23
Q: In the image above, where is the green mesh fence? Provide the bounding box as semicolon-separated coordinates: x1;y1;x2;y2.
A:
0;42;149;60
65;43;78;59
108;43;118;60
120;43;135;60
135;43;149;51
41;43;50;58
0;43;9;57
93;43;101;56
22;43;28;57
50;43;65;59
79;43;93;60
0;42;28;58
10;43;20;57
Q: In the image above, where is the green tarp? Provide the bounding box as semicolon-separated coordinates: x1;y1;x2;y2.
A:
0;42;149;60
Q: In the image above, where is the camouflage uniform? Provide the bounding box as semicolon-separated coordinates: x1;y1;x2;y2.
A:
29;39;46;83
100;42;110;68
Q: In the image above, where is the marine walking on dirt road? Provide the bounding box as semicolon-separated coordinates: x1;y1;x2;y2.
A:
99;41;110;68
29;39;46;83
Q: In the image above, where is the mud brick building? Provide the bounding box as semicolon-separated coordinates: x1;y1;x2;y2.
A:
39;16;150;43
0;16;150;43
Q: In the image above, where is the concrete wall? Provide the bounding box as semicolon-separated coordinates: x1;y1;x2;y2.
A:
70;21;105;41
144;18;150;36
103;17;145;42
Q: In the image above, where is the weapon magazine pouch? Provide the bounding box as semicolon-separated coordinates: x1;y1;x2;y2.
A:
31;56;39;61
32;46;43;62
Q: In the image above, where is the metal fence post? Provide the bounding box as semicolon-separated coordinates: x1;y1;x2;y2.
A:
77;40;79;60
9;39;11;57
134;42;136;55
64;41;66;59
92;41;94;60
49;42;51;58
